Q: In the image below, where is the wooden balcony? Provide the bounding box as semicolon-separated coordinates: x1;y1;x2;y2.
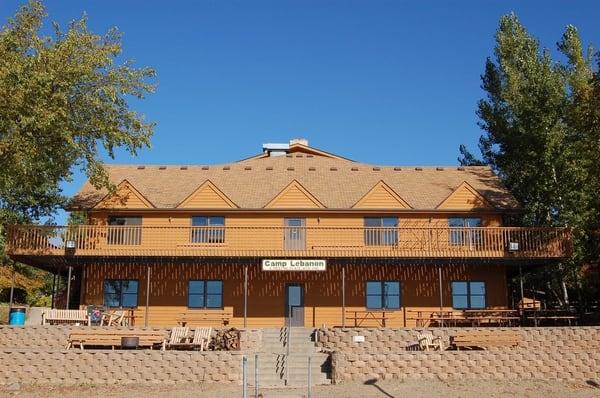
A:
5;225;572;260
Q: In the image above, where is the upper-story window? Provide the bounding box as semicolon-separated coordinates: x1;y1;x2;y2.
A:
364;217;399;246
107;216;142;245
191;216;225;243
448;217;482;246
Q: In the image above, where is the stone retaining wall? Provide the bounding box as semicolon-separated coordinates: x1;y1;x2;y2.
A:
319;327;600;384
331;350;600;383
0;349;242;386
317;326;600;352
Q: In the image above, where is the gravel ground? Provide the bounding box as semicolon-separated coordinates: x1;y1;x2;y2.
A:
1;379;599;398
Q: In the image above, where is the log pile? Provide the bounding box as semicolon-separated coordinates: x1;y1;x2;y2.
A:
209;328;240;351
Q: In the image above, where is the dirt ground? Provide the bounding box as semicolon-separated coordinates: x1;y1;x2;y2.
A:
1;379;599;398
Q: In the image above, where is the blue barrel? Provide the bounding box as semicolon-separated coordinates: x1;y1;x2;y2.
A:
9;307;26;326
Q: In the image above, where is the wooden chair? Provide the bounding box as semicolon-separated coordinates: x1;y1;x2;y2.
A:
192;327;212;351
418;332;444;351
101;310;126;326
166;327;190;349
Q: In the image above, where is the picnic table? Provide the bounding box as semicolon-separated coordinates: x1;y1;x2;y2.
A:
408;309;520;327
450;329;522;350
345;310;393;327
522;309;578;326
462;309;520;327
66;329;167;350
177;310;232;327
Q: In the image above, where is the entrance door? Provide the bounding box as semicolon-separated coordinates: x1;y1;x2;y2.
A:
285;284;304;327
284;218;306;250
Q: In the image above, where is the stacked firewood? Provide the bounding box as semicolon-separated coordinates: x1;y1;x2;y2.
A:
209;328;240;351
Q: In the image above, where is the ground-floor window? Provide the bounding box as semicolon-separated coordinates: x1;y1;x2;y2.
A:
188;280;224;309
365;281;401;310
103;279;139;308
451;281;486;309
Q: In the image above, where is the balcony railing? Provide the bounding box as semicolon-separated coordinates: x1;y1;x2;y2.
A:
5;225;572;259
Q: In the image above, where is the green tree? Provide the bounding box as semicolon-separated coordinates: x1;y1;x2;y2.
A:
0;0;155;223
461;14;600;307
0;0;155;305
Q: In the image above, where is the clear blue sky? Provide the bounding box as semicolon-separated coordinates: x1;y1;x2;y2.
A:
1;1;599;223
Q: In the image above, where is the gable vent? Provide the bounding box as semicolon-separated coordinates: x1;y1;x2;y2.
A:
372;167;381;171
394;167;402;171
436;167;444;171
137;165;145;170
415;167;423;171
308;167;316;171
306;154;314;158
287;167;295;171
286;154;293;158
244;166;252;170
180;166;188;170
296;154;303;158
159;166;167;170
351;167;359;171
330;167;338;171
223;166;230;170
201;166;209;170
266;166;273;171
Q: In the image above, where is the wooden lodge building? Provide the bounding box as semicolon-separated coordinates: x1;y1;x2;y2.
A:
6;139;572;328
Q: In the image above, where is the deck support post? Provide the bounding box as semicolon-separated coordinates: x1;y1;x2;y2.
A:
66;266;73;309
243;265;248;329
8;263;16;311
438;265;444;327
342;265;346;328
519;264;524;305
51;272;57;309
145;265;151;328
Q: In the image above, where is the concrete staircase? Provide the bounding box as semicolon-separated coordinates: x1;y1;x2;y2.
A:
246;328;331;387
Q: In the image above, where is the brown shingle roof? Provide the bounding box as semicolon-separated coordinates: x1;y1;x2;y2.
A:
71;153;519;210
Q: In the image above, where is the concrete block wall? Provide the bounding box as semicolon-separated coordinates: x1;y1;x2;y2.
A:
316;326;600;353
331;350;600;383
0;349;243;386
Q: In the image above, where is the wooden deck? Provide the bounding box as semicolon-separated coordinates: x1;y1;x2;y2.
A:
5;225;571;259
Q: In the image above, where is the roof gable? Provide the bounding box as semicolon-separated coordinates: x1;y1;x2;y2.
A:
177;180;238;209
94;180;154;209
353;180;412;209
437;181;494;210
264;180;325;209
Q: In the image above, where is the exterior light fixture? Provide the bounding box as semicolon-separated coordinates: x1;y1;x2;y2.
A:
65;240;76;249
508;242;519;252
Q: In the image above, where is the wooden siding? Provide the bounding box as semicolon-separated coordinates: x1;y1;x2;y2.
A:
353;181;411;209
265;180;324;208
94;180;154;209
83;261;508;328
437;182;493;210
177;181;237;208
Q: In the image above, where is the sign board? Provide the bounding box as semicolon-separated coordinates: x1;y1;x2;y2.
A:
262;259;326;271
352;335;365;343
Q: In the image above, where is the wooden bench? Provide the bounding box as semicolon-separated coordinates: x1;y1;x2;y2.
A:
67;330;167;350
42;309;90;326
450;330;522;350
177;310;233;326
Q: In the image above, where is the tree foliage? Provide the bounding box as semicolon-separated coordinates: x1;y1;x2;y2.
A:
0;0;155;222
461;14;600;304
0;1;155;305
